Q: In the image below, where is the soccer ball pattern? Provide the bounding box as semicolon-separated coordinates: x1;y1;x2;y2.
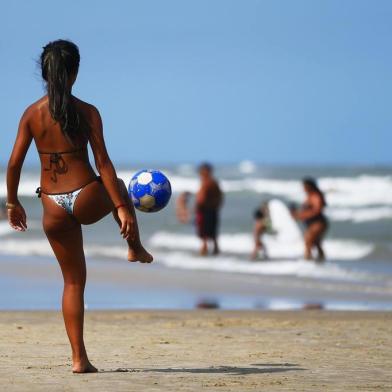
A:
128;170;172;212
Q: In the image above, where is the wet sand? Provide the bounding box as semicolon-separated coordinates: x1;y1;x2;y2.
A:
0;311;391;391
1;254;392;310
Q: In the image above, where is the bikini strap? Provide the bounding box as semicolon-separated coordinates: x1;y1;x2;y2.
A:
38;146;87;164
37;146;86;155
37;176;101;197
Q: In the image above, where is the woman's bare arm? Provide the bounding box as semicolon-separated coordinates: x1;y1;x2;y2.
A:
6;109;33;230
87;105;137;239
87;106;126;208
296;195;324;220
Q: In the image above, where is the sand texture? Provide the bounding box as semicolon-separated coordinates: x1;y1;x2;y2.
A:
0;311;391;391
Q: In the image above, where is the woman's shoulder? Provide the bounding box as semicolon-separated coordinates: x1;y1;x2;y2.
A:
19;96;48;123
73;96;102;129
73;96;99;113
24;96;47;112
73;96;101;121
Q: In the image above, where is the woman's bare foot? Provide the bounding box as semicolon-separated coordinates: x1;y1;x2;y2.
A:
128;245;153;263
72;359;98;374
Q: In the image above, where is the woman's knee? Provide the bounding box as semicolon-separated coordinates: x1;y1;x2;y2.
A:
304;230;314;244
43;216;76;237
62;266;86;287
64;280;86;291
43;215;63;236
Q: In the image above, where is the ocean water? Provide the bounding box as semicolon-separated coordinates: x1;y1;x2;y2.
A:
1;162;392;310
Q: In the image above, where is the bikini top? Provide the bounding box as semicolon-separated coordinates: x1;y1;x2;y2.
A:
38;146;86;163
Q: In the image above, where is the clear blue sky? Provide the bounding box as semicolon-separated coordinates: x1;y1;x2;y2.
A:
1;0;391;166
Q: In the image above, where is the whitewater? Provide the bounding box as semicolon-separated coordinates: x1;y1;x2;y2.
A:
1;164;392;285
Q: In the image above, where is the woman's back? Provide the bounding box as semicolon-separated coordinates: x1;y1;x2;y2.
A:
27;96;96;193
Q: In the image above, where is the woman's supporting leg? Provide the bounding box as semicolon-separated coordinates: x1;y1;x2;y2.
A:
304;222;327;261
42;197;96;373
304;228;314;260
315;223;327;262
315;241;326;262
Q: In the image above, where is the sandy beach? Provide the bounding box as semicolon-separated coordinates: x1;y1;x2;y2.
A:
0;310;391;391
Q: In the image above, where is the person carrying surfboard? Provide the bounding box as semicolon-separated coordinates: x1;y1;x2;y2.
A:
251;201;273;260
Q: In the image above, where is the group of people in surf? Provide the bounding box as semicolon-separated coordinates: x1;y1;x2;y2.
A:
251;178;328;262
176;166;328;263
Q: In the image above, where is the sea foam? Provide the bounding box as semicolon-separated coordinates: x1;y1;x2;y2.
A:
149;231;373;260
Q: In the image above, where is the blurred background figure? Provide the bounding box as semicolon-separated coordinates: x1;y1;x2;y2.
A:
291;178;328;262
195;163;223;256
176;191;191;224
251;201;272;260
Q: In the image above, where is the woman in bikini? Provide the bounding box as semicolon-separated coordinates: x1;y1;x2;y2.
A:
6;39;153;373
291;178;328;262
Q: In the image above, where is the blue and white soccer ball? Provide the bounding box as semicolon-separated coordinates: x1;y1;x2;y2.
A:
128;169;172;212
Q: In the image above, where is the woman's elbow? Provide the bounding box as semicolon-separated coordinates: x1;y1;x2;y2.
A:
7;157;22;172
95;157;113;174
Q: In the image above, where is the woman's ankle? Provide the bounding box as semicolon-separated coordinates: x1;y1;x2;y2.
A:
128;240;143;251
72;349;88;363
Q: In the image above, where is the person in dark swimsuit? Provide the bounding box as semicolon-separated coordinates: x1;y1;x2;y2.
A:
195;163;223;256
291;177;328;262
6;40;152;373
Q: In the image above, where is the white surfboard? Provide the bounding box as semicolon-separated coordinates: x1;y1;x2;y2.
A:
268;199;302;242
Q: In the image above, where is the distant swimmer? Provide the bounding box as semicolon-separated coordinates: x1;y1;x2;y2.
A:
195;163;223;256
251;201;272;260
176;191;191;224
291;178;328;262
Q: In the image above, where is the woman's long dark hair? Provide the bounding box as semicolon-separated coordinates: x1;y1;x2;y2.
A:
303;177;327;207
41;39;88;143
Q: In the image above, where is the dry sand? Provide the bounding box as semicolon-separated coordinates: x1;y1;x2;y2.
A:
0;311;391;391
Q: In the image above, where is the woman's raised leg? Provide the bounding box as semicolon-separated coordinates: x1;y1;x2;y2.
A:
73;179;153;263
42;197;96;373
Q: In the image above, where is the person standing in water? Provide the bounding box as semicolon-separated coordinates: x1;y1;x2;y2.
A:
6;40;152;373
195;163;223;255
291;177;328;262
251;202;271;260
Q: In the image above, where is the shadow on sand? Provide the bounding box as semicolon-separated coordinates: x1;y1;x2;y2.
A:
99;363;305;375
